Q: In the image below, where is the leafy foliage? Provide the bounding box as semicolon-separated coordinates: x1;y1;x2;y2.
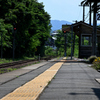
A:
92;57;100;70
45;46;56;57
88;55;97;63
55;30;79;57
0;0;51;58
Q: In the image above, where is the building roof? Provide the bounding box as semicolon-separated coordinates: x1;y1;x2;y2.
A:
51;33;58;35
62;21;100;34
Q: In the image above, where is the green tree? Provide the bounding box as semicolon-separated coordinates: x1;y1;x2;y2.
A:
55;30;79;57
45;46;56;57
0;0;51;58
0;19;12;58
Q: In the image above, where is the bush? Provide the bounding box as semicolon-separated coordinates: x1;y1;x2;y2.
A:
45;46;56;57
74;45;79;58
92;57;100;70
67;47;71;56
88;56;97;63
93;57;100;63
58;48;64;57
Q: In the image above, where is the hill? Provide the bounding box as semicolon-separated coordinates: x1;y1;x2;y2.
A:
51;20;71;31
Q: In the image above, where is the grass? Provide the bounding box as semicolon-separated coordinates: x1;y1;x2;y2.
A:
0;56;58;74
16;75;19;78
57;57;60;59
0;61;40;74
53;75;56;79
0;56;38;64
91;63;100;70
0;59;13;64
0;68;17;74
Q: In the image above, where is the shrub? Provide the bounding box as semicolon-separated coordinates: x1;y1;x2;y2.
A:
67;47;71;56
58;48;64;57
93;57;100;63
92;57;100;70
74;45;79;58
88;56;97;63
45;46;56;57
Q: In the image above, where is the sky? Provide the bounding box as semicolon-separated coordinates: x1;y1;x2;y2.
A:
38;0;90;23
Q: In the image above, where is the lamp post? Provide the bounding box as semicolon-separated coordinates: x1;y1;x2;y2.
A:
92;2;97;55
63;31;67;57
13;23;16;61
1;32;2;59
71;25;73;60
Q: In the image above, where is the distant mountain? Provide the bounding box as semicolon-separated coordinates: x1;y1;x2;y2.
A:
51;20;71;31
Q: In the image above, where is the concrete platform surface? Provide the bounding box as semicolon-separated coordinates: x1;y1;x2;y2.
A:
0;58;57;85
0;57;100;100
1;61;64;100
38;62;100;100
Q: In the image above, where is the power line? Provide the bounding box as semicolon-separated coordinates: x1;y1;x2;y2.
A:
85;18;89;22
85;11;89;20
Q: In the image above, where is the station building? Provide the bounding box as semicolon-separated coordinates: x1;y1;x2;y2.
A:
62;21;100;58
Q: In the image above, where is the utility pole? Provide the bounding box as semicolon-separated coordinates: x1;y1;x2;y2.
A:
83;5;85;22
71;25;73;60
13;30;15;61
73;32;75;57
80;4;85;22
89;2;92;25
63;31;67;57
64;32;67;57
1;32;2;59
92;1;97;55
13;23;16;61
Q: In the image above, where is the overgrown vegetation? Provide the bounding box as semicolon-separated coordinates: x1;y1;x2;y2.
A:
0;60;40;74
0;68;17;74
0;58;12;64
0;56;38;64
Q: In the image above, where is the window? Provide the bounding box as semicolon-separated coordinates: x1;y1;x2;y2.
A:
81;35;92;46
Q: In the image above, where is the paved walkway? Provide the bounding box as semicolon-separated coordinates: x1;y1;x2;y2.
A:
0;58;57;85
0;58;60;99
0;57;100;100
1;60;64;100
38;61;100;100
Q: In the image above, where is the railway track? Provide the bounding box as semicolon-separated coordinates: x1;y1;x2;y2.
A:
0;56;57;69
0;59;38;69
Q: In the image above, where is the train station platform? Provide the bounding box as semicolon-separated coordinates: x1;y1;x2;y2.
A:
0;58;58;85
0;57;100;100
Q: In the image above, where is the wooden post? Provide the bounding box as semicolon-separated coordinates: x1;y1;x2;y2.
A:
92;2;97;55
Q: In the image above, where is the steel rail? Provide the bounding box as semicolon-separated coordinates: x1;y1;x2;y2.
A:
0;59;37;69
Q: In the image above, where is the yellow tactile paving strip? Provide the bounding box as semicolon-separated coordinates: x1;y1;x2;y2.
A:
1;60;65;100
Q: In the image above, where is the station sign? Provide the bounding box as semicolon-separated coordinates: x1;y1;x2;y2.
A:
96;13;100;20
